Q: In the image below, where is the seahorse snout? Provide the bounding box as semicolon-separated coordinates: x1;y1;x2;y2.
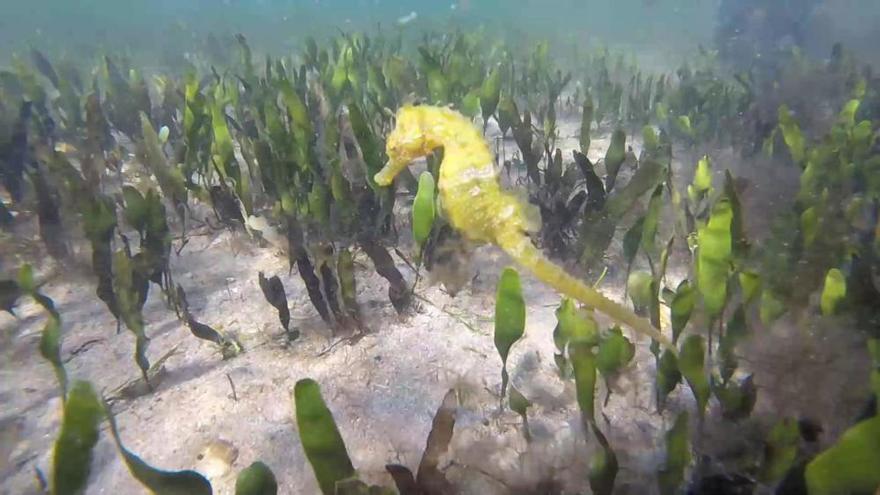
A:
374;158;408;186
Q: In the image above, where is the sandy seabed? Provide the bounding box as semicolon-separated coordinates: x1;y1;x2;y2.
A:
1;118;870;495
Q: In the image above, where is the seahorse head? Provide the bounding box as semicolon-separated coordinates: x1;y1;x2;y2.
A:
375;106;434;186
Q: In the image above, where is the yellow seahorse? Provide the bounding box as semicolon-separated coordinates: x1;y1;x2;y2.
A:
375;105;673;351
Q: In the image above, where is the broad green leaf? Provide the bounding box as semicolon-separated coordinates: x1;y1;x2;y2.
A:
623;217;646;268
806;415;880;495
658;412;690;495
852;120;874;159
679;335;709;416
604;129;626;191
555;299;599;346
509;385;532;441
509;385;532;418
479;66;501;123
655;101;669;122
366;64;388;108
778;105;805;165
760;418;800;483
412;172;436;249
280;82;312;144
82;194;117;243
603;157;666;221
656;349;681;411
723;170;749;256
552;320;567;353
347;104;382;190
675;115;694;139
738;271;761;304
837;99;860;129
40;313;67;397
383;55;413;93
81;194;118;323
183;73;202;143
798;161;820;203
106;401;212;495
760;290;786;325
495;267;526;401
648;278;661;333
697;199;733;318
670;281;695;344
293;379;355;495
235;462;278;495
122;186;148;233
307;182;330;226
853;79;867;99
326;169;350;229
330;60;349;95
496;94;519;135
18;264;34;293
642;125;659;156
571;341;597;425
336;249;359;323
588;423;618;495
845;195;867;225
580;97;594;154
52;381;103;495
426;68;449;104
28;288;67;396
801;206;819;247
820;268;846;316
693;155;712;194
460;90;481;119
719;306;747;382
140;112;187;208
627;270;653;313
112;250;150;385
686;185;698;210
714;374;756;421
596;327;635;375
659;242;674;294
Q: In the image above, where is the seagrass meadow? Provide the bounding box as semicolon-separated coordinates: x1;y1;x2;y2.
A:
2;1;880;494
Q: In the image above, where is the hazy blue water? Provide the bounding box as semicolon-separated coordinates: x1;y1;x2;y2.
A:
1;1;878;68
0;1;714;65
